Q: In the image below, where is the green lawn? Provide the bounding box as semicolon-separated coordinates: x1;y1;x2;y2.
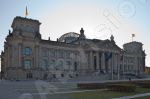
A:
134;96;150;99
68;88;150;99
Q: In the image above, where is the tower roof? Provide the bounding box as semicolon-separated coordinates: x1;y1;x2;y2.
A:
11;16;41;28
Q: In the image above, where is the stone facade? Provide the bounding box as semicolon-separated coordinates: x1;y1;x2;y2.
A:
1;16;146;80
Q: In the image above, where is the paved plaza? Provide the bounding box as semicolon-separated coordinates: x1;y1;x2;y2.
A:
1;78;150;99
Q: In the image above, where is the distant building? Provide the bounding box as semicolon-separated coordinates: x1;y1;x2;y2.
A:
1;16;146;80
145;67;150;74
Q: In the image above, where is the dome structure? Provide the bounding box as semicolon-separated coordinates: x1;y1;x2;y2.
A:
58;32;79;43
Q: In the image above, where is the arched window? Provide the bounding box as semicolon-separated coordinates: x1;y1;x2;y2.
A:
23;47;32;56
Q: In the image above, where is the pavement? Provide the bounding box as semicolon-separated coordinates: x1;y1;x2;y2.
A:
1;78;150;99
0;80;77;99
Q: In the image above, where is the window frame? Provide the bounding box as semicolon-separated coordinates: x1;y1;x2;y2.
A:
24;60;32;69
23;47;32;56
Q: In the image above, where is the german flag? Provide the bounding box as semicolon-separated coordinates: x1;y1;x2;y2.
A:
25;6;28;17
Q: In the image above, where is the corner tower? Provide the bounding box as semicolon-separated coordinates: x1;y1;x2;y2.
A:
123;41;146;74
11;16;41;39
2;16;42;80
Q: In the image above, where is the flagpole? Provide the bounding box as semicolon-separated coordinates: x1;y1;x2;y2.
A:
132;34;135;42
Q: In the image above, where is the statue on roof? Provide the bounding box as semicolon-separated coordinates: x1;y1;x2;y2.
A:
110;35;115;43
80;28;84;34
79;28;86;39
9;29;11;34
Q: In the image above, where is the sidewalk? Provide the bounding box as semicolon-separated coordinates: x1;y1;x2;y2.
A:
113;93;150;99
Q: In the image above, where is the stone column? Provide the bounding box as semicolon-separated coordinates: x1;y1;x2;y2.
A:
122;55;125;76
111;54;114;74
117;54;120;80
126;56;128;72
136;57;138;73
14;45;18;67
96;52;100;71
137;57;140;74
140;57;143;72
90;51;93;71
112;54;114;72
139;57;141;73
9;45;12;66
115;54;118;73
87;52;90;70
11;45;14;67
35;45;39;69
101;52;105;72
108;57;112;73
18;43;22;67
7;45;10;68
38;46;42;69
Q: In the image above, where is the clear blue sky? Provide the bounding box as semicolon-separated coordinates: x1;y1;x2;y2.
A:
0;0;150;67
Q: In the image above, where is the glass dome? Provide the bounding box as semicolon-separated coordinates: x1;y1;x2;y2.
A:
58;32;79;43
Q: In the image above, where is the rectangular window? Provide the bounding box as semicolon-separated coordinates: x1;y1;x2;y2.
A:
66;61;71;66
24;60;32;69
58;51;64;58
50;50;56;57
66;52;71;59
75;53;78;59
42;59;48;70
23;47;32;56
74;62;77;71
42;48;48;57
26;73;33;79
50;60;55;66
66;61;71;70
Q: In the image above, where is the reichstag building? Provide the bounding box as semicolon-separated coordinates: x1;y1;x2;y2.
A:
1;16;146;80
